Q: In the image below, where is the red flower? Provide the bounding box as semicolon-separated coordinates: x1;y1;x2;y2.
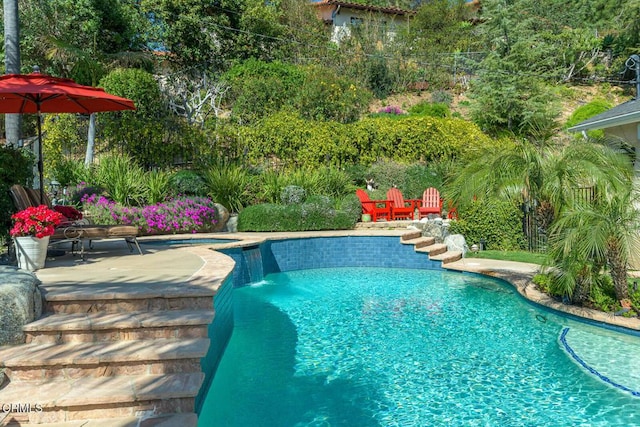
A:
10;205;65;238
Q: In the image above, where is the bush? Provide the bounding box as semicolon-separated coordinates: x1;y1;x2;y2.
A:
408;102;450;118
0;147;34;241
82;194;219;235
565;99;612;139
203;163;252;213
144;170;172;205
238;197;359;231
448;199;525;251
169;170;207;196
281;185;306;205
94;154;147;206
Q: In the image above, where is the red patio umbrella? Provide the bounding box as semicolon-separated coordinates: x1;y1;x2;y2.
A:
0;71;136;203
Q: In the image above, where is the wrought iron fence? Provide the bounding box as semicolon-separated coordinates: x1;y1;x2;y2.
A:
523;187;595;252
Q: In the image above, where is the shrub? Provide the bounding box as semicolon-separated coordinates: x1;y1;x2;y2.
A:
144;170;172;205
203;163;252;213
448;199;525;251
408;102;450;118
402;163;444;199
169;170;207;196
238;197;359;231
281;185;306;205
82;194;218;235
565;99;612;139
315;167;354;198
0;147;34;241
431;90;453;105
94;154;147;206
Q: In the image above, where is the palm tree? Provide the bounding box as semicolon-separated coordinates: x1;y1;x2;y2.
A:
547;184;640;302
446;137;638;303
3;0;21;147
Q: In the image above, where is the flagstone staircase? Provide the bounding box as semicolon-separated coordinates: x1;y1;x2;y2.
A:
0;279;216;426
400;230;463;264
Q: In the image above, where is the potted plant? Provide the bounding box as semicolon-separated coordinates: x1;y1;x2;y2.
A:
10;205;64;271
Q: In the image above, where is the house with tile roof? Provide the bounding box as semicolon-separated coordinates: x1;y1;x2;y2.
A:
311;0;415;44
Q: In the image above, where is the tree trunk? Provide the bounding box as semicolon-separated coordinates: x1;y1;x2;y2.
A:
85;113;96;166
607;241;629;301
3;0;21;147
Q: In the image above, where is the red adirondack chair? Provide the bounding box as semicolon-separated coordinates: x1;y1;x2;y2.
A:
387;188;420;220
418;187;443;218
355;189;391;222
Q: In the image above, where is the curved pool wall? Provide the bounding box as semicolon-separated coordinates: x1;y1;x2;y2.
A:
220;236;442;288
196;236;440;412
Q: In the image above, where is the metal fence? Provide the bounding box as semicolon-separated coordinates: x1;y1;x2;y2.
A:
523;187;595;252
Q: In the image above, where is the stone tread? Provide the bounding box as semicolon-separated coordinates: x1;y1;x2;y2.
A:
40;282;215;301
403;236;436;249
400;230;422;241
0;372;204;407
0;338;209;368
23;310;215;332
1;413;198;427
429;250;463;264
414;243;447;255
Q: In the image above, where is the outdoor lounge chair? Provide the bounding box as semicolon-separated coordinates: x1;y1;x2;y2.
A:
418;187;443;218
9;184;142;259
355;189;391;222
387;188;420;220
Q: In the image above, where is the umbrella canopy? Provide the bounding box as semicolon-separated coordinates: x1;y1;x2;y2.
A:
0;72;135;114
0;72;136;203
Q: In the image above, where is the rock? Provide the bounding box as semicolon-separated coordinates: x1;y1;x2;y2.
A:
445;234;467;255
0;266;42;345
225;214;238;233
213;203;230;232
422;219;449;243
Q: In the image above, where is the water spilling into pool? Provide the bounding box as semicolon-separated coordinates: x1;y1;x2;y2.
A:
199;267;640;426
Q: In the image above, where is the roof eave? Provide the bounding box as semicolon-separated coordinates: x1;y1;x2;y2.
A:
568;109;640;133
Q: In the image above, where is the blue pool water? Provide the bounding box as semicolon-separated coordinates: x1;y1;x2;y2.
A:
198;267;640;426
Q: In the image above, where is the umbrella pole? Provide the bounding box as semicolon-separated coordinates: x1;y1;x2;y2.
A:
37;110;44;205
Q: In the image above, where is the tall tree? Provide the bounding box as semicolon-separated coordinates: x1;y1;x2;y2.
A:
3;0;21;148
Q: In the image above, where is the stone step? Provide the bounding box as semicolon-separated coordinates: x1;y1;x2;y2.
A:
1;412;198;427
23;310;214;344
41;282;214;314
429;250;463;264
0;338;209;382
404;236;436;249
418;243;447;256
0;373;203;424
400;230;422;241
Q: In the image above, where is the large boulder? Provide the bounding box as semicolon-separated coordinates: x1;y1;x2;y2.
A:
0;266;42;345
421;218;450;243
213;203;230;232
445;234;467;256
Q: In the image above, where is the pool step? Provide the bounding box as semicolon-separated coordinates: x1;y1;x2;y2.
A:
401;236;436;249
0;338;209;382
41;282;214;314
401;230;422;241
0;372;203;424
401;232;462;264
429;250;463;264
23;309;214;344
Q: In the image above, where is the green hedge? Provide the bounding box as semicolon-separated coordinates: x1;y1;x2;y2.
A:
448;199;525;251
239;112;494;169
237;195;361;232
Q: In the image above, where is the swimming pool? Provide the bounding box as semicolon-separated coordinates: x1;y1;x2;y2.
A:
198;266;640;426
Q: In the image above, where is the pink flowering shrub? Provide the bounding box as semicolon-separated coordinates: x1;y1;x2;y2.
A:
82;195;218;235
377;105;405;115
10;205;65;238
